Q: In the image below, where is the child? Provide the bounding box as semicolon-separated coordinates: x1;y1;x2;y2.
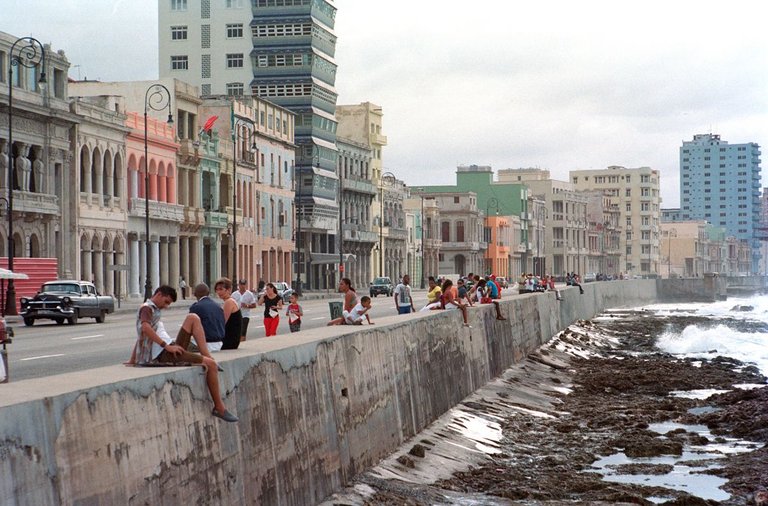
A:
345;296;374;325
285;293;303;333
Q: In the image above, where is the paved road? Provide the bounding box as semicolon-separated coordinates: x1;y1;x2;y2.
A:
5;290;438;382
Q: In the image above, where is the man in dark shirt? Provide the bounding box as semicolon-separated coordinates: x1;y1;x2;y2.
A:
189;283;226;352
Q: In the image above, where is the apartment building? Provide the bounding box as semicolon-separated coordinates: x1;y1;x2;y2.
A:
679;133;762;272
159;0;340;289
499;169;588;277
571;166;661;277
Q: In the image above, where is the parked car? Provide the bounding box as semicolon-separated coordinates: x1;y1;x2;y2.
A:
583;273;597;283
495;276;509;288
257;281;294;303
19;280;115;326
369;277;394;297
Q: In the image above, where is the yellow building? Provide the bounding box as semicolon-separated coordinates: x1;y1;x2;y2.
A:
571;166;661;277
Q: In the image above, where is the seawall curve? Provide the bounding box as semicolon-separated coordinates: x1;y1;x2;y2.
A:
0;280;659;504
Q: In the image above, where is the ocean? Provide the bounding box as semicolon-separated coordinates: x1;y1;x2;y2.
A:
645;294;768;378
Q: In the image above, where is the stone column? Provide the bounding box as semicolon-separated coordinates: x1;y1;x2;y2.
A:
168;237;179;293
189;236;200;285
94;249;104;294
179;236;188;283
137;237;146;298
128;238;138;297
151;237;160;292
159;237;169;286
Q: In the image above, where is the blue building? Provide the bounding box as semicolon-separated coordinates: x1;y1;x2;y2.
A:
251;0;340;290
679;133;762;272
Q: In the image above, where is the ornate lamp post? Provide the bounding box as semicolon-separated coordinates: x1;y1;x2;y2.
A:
379;171;396;277
5;37;46;316
143;84;173;301
231;116;256;282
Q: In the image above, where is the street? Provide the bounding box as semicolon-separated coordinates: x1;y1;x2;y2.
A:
6;290;437;382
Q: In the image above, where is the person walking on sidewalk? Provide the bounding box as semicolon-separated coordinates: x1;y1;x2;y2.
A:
393;274;415;314
258;283;283;336
232;279;256;342
179;276;187;300
130;285;237;422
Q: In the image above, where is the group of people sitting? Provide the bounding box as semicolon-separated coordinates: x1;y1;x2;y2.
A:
127;277;305;424
420;274;507;325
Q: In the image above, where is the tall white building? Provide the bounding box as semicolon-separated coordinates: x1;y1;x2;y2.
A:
570;166;661;277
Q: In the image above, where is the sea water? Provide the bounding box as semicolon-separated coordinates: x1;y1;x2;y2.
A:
646;294;768;377
588;294;768;502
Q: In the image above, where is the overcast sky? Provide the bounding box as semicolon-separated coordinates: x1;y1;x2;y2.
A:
3;0;768;207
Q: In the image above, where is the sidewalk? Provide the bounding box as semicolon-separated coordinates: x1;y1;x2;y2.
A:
2;289;345;325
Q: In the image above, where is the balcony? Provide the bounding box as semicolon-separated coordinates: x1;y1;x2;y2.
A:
129;198;185;222
371;132;388;146
13;191;59;217
205;210;229;229
441;241;483;251
341;177;377;195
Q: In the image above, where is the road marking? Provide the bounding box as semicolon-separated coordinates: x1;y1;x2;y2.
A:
71;335;104;341
311;316;327;320
254;326;264;329
20;354;66;362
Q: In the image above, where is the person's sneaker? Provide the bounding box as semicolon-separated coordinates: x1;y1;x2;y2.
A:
212;408;239;423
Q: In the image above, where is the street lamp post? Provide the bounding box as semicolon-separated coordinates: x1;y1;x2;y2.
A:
143;84;173;301
293;162;302;295
420;192;425;289
232;116;256;282
5;37;46;316
667;228;677;278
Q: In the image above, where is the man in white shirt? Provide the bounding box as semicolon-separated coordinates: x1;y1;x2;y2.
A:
393;274;415;314
231;279;257;342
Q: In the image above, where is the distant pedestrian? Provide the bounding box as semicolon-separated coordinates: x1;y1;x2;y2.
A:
179;276;187;300
285;292;303;333
393;274;415;314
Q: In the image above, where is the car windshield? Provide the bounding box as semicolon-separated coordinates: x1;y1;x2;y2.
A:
373;278;390;284
42;283;81;294
273;282;287;291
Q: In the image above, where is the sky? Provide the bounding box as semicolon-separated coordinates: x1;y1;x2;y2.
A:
2;0;768;208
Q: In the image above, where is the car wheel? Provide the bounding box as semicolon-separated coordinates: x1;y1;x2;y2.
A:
67;310;79;325
95;310;106;324
23;317;34;327
55;318;64;325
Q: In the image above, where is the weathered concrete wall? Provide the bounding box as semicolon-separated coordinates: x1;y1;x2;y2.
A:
0;280;657;505
656;273;727;302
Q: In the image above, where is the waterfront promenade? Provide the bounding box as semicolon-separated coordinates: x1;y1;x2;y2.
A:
0;278;720;505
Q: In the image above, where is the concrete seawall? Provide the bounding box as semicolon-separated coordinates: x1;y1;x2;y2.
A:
0;280;658;505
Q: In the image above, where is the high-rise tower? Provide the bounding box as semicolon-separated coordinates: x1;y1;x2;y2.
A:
679;134;762;272
159;0;340;289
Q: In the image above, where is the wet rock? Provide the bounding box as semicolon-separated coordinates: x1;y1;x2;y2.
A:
395;455;414;468
408;444;426;458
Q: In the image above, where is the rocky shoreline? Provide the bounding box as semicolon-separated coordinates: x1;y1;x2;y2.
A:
322;311;768;505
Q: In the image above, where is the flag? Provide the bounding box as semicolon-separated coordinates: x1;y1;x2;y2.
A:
202;115;218;134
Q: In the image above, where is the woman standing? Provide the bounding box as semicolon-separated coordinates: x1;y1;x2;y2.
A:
258;283;283;337
214;278;242;349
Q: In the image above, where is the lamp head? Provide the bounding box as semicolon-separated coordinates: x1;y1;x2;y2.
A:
38;71;47;84
166;113;174;126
